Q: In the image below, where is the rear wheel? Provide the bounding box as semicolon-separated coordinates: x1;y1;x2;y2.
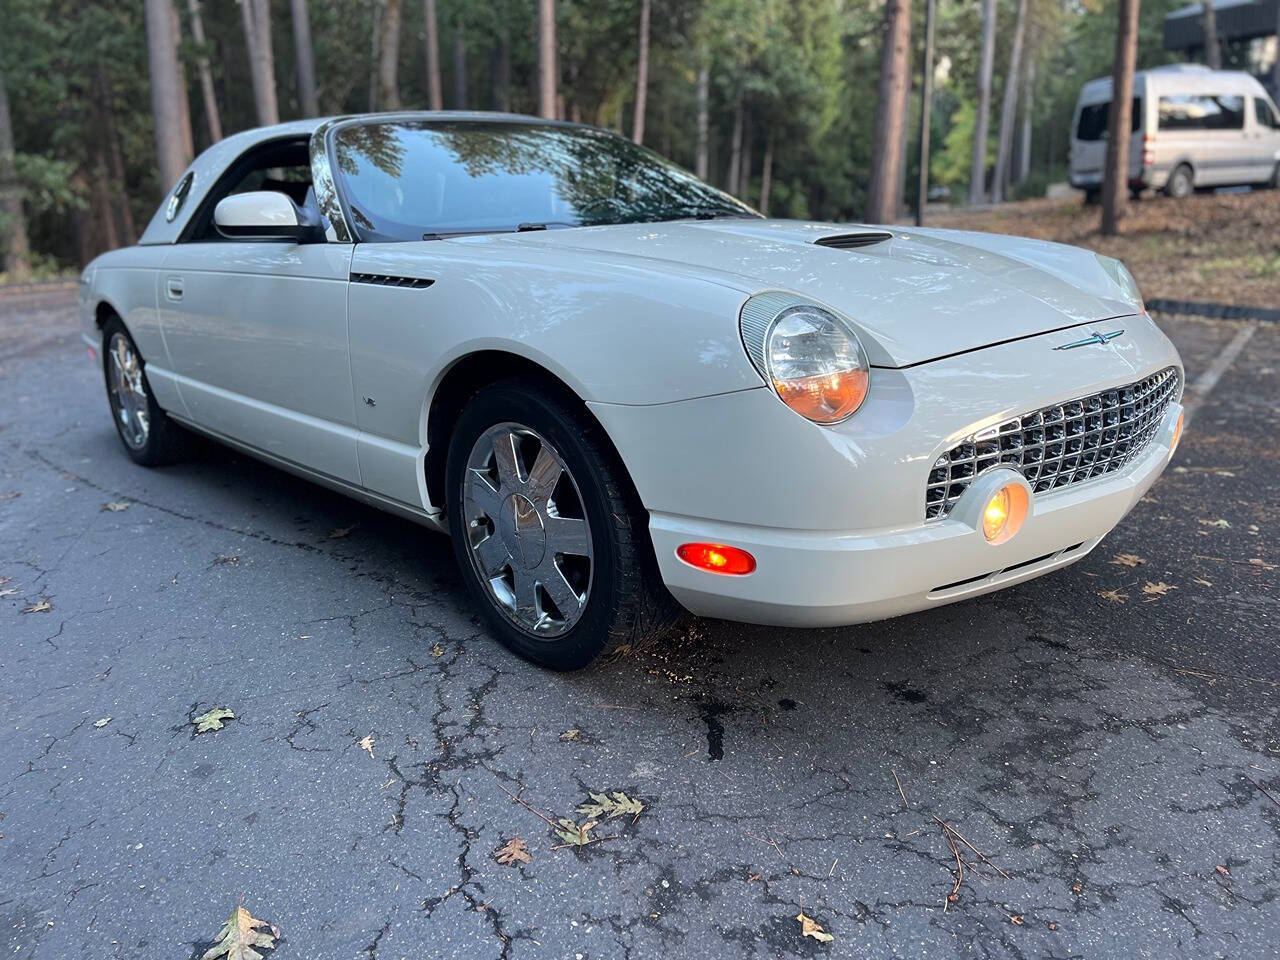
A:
445;379;679;670
1268;163;1280;190
1164;164;1193;199
101;317;186;466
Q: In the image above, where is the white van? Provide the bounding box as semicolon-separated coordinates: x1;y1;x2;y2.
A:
1069;64;1280;201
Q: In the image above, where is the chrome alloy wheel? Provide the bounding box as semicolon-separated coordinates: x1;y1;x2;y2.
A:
461;422;593;638
106;333;150;449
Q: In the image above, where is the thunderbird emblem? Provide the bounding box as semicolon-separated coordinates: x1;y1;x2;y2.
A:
1054;329;1124;350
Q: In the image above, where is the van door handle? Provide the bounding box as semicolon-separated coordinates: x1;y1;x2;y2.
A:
165;277;184;301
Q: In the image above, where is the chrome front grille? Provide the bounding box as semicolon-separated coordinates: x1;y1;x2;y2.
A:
924;367;1180;520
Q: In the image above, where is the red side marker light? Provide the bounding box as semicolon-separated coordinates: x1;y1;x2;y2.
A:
677;543;756;575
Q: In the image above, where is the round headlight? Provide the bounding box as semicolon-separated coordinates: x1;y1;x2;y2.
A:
764;305;869;424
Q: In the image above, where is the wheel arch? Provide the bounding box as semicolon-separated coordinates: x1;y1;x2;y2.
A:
423;349;638;518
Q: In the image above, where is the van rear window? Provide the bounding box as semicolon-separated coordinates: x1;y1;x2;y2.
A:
1158;94;1244;131
1075;99;1141;141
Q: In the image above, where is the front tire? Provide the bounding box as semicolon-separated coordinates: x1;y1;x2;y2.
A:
1164;164;1193;199
100;317;186;466
445;379;678;670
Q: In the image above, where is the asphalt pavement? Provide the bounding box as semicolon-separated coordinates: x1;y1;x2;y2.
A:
1;287;1276;959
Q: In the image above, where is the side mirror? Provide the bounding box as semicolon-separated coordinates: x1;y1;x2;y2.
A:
214;190;325;243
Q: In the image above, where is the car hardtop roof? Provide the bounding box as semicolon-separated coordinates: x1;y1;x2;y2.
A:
139;111;596;245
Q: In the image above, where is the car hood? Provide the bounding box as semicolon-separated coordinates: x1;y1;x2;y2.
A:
506;219;1142;368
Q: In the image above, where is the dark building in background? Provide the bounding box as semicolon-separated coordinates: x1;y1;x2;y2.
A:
1164;0;1280;95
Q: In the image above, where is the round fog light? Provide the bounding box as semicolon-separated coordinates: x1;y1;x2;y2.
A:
982;483;1029;544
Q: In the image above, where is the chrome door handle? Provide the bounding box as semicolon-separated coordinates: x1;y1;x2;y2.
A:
165;277;184;300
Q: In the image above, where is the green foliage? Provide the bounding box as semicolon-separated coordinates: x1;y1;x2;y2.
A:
3;0;1200;272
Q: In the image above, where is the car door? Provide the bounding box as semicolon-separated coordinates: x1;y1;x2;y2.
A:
157;138;361;485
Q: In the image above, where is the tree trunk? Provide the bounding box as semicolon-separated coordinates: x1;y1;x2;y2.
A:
537;0;557;119
866;0;911;223
491;33;510;111
758;130;774;216
94;63;137;244
1202;0;1220;69
738;111;753;199
290;0;319;116
0;66;31;282
452;20;467;108
187;0;223;140
991;0;1028;203
424;0;443;110
695;60;709;180
1017;50;1034;185
632;0;651;144
240;0;279;126
727;97;743;194
1101;0;1140;236
378;0;402;110
969;0;996;204
368;0;382;111
144;0;193;192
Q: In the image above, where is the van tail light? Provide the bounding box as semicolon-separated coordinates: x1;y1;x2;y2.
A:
1142;134;1155;167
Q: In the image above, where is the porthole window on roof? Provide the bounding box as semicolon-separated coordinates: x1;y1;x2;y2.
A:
165;172;195;223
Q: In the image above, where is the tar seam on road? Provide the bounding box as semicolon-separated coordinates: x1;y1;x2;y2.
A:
1181;320;1259;425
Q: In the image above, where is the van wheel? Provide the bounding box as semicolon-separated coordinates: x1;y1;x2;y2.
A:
1164;164;1193;199
1268;163;1279;190
1082;188;1101;206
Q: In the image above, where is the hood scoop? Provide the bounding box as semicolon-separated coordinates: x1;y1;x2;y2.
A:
814;231;893;250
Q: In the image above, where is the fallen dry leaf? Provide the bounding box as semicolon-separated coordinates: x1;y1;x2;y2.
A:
1193;577;1213;587
359;734;375;758
1071;883;1083;894
327;524;357;539
559;728;580;742
1010;915;1025;925
0;588;16;598
430;643;444;658
1097;589;1127;605
194;707;236;733
494;836;532;865
93;717;111;728
200;905;280;960
1248;558;1276;570
796;911;835;943
554;818;598;846
102;501;130;512
1110;553;1145;568
1198;518;1231;529
1215;865;1230;877
0;576;9;586
577;791;644;821
22;599;52;614
1142;581;1176;597
0;491;19;501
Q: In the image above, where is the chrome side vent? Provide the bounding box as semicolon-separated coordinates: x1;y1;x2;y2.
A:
350;273;435;289
814;231;893;250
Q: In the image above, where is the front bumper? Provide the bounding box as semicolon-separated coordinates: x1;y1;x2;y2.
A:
646;407;1177;626
589;312;1182;628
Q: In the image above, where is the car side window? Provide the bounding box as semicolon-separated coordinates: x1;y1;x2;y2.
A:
1255;98;1279;130
181;137;315;242
1158;94;1245;131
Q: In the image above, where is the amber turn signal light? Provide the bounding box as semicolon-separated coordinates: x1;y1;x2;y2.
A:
981;483;1029;545
1170;411;1184;457
677;543;756;575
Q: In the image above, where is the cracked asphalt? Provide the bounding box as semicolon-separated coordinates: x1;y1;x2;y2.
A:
1;287;1276;959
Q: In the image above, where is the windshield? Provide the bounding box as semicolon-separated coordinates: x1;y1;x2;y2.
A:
330;119;759;241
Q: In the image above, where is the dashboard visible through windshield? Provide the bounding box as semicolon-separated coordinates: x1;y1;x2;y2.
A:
329;118;759;242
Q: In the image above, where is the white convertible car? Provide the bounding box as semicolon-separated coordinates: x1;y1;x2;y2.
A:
81;112;1184;669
